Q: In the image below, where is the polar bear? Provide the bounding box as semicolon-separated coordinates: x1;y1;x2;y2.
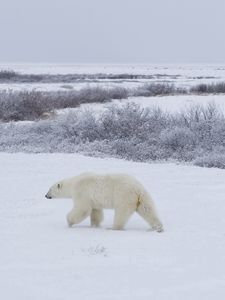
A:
45;173;163;232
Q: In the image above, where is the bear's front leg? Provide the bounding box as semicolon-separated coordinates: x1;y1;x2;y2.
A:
67;210;76;227
90;209;104;227
66;208;91;227
112;207;134;230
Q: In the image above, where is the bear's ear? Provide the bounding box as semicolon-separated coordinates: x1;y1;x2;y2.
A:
57;183;62;189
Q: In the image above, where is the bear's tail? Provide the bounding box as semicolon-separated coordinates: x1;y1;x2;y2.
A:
136;191;163;232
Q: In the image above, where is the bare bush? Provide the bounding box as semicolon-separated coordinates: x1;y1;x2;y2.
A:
0;91;52;121
160;127;196;150
0;70;17;80
133;83;186;97
190;82;225;94
0;71;160;83
0;86;129;122
194;153;225;169
2;102;225;168
3;79;225;122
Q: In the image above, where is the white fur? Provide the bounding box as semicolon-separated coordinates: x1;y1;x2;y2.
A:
46;173;163;232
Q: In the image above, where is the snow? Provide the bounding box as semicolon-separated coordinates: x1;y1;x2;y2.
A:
1;63;225;92
1;63;225;298
1;153;225;300
127;94;225;113
0;81;149;92
1;63;225;77
59;94;225;116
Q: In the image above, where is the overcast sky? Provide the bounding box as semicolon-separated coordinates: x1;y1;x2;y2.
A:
0;0;225;64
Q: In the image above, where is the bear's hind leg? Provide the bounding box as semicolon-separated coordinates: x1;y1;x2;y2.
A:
137;202;163;232
90;209;104;227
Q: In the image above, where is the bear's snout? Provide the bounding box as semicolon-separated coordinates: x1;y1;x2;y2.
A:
45;193;52;199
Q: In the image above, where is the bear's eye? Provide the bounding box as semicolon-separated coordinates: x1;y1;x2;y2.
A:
57;183;61;189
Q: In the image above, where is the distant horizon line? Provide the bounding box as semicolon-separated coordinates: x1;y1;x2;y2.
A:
0;62;225;66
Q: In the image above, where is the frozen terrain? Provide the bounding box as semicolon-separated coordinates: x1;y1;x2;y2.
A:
1;63;225;77
79;94;225;114
1;64;225;298
1;63;225;91
1;153;225;300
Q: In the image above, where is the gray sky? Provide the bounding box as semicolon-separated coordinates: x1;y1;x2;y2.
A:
0;0;225;64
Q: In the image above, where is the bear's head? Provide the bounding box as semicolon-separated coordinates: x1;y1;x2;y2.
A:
45;180;70;199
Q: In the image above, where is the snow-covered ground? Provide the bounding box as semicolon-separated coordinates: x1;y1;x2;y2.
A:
0;81;149;92
1;63;225;77
1;64;225;299
1;153;225;300
1;63;225;91
58;94;225;117
127;94;225;113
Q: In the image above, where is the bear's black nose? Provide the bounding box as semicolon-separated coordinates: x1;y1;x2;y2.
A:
45;194;52;199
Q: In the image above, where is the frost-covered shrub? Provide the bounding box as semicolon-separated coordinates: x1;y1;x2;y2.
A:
133;83;186;97
77;86;128;103
57;110;101;143
4;82;225;123
0;86;129;122
99;104;168;142
160;127;196;150
194;153;225;169
100;103;150;140
190;82;225;94
159;127;196;161
178;104;225;150
0;71;169;83
2;102;225;169
0;91;51;121
76;140;116;158
190;84;207;94
178;103;222;126
110;139;165;161
0;70;17;80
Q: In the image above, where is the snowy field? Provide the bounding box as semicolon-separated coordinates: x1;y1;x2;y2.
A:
1;63;225;91
0;81;150;92
1;153;225;300
1;64;225;299
78;94;225;114
1;63;225;77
